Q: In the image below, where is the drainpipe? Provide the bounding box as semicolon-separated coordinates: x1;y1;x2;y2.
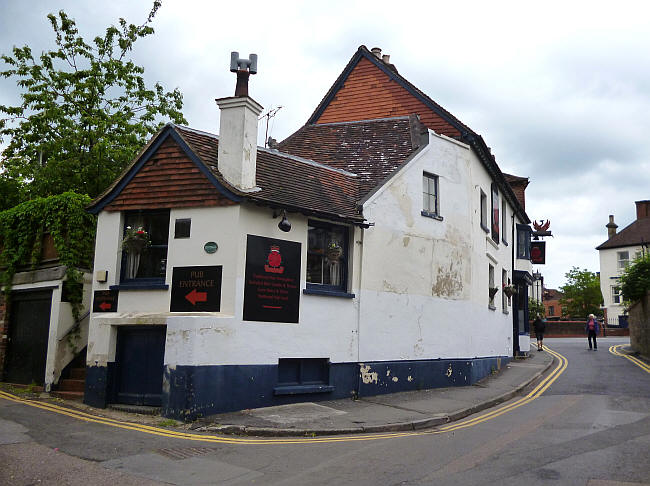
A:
354;227;365;399
511;212;516;357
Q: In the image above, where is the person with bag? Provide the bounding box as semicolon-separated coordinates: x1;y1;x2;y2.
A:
585;313;600;350
533;315;546;351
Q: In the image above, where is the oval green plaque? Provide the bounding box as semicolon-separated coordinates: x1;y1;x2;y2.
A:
204;241;218;254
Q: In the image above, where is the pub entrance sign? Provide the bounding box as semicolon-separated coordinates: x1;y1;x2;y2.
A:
170;265;222;312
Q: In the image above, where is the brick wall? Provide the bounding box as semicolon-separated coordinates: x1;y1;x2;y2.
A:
629;291;650;357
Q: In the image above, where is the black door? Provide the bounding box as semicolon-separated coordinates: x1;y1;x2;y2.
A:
115;326;166;406
5;290;53;385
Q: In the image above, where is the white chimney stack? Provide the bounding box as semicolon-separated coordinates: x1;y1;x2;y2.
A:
216;52;263;191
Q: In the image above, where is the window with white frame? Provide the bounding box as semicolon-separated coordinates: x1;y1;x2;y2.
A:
480;190;488;232
502;269;508;311
516;224;531;260
488;264;495;308
491;184;499;243
617;251;630;271
121;210;170;282
307;220;349;291
501;200;507;244
422;172;440;217
612;286;622;304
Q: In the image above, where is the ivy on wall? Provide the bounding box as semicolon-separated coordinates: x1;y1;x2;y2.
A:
620;253;650;304
0;192;96;320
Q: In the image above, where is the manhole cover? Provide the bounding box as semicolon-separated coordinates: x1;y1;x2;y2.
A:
155;447;216;460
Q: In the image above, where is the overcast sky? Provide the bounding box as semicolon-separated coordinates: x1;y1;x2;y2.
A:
1;0;648;288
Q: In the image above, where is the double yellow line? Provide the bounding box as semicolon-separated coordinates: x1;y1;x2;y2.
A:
0;347;567;445
609;344;650;373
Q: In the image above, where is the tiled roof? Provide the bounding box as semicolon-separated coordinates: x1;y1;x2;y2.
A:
596;218;650;250
302;45;530;224
277;116;425;195
174;126;365;223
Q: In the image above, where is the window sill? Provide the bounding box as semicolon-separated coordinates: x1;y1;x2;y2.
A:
421;210;443;221
501;239;508;246
111;280;169;291
486;236;499;250
488;304;496;311
303;287;355;299
480;223;490;234
273;384;335;396
502;309;509;315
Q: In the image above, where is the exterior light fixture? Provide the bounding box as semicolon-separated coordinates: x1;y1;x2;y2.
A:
277;209;291;232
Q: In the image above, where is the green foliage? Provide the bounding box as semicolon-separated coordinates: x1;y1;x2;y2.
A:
620;252;650;304
0;192;96;319
559;267;603;318
528;297;545;318
0;1;186;200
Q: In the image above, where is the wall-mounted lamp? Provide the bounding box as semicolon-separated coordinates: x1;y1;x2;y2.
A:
277;209;291;232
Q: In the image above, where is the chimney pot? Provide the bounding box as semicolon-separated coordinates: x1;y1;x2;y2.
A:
606;214;618;239
371;47;382;58
382;54;390;63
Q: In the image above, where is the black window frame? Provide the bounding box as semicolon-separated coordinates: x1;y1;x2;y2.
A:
421;172;442;220
516;224;531;260
174;218;191;239
480;190;489;233
274;358;334;395
305;219;350;294
491;184;499;243
119;209;170;286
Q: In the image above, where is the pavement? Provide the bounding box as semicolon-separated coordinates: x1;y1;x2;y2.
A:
2;346;559;437
193;348;556;436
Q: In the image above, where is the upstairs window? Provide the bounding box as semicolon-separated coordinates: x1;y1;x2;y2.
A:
617;251;630;271
501;200;508;245
502;269;508;311
121;210;170;282
491;184;499;243
480;190;489;232
612;286;622;304
307;220;349;291
422;172;440;218
516;224;531;260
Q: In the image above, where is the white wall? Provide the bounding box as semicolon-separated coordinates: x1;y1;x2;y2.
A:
599;245;643;321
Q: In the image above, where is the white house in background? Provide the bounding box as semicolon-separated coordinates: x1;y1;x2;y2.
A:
597;201;650;325
84;46;533;419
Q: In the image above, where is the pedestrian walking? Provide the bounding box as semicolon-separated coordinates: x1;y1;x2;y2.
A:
533;315;546;351
585;313;600;350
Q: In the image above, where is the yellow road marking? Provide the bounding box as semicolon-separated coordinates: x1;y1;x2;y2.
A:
0;346;567;445
609;344;650;373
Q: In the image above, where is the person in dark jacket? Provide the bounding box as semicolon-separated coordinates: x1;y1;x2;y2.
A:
533;315;546;351
585;313;600;350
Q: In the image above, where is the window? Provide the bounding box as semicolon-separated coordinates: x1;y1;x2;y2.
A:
516;224;531;259
501;200;507;245
502;269;508;311
274;358;334;395
491;184;499;243
612;286;622;304
307;220;349;291
617;251;630;270
174;218;191;238
549;305;555;316
480;190;489;232
121;210;170;282
489;264;496;308
422;172;440;218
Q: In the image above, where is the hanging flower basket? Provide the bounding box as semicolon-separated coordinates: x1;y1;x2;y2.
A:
122;226;150;255
503;285;516;298
326;242;343;262
489;286;500;300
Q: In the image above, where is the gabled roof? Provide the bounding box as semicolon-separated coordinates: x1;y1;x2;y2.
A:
596;218;650;250
88;124;369;225
302;45;530;224
277;115;426;196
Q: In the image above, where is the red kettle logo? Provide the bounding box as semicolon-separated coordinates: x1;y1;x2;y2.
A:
264;245;285;274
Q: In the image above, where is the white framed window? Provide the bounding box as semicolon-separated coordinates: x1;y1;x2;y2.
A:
501;200;507;245
488;264;496;308
491;184;499;243
612;286;622;304
502;269;508;311
480;190;488;232
617;251;630;271
422;172;440;217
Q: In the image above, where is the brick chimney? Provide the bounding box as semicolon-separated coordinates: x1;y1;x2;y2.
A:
216;52;263;191
606;215;618;239
635;200;650;220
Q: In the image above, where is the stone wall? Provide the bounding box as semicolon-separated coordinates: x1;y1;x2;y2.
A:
628;291;650;357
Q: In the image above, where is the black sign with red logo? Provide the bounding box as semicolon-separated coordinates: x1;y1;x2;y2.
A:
170;265;222;312
243;235;301;323
530;241;546;264
93;290;119;313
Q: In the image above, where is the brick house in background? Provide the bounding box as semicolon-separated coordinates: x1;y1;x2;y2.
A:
543;288;564;318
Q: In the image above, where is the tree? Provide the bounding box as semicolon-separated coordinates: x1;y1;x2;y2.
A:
0;1;186;200
559;267;603;318
620;252;650;304
528;297;545;318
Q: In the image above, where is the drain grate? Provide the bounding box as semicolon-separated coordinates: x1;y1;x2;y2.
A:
155;447;216;460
